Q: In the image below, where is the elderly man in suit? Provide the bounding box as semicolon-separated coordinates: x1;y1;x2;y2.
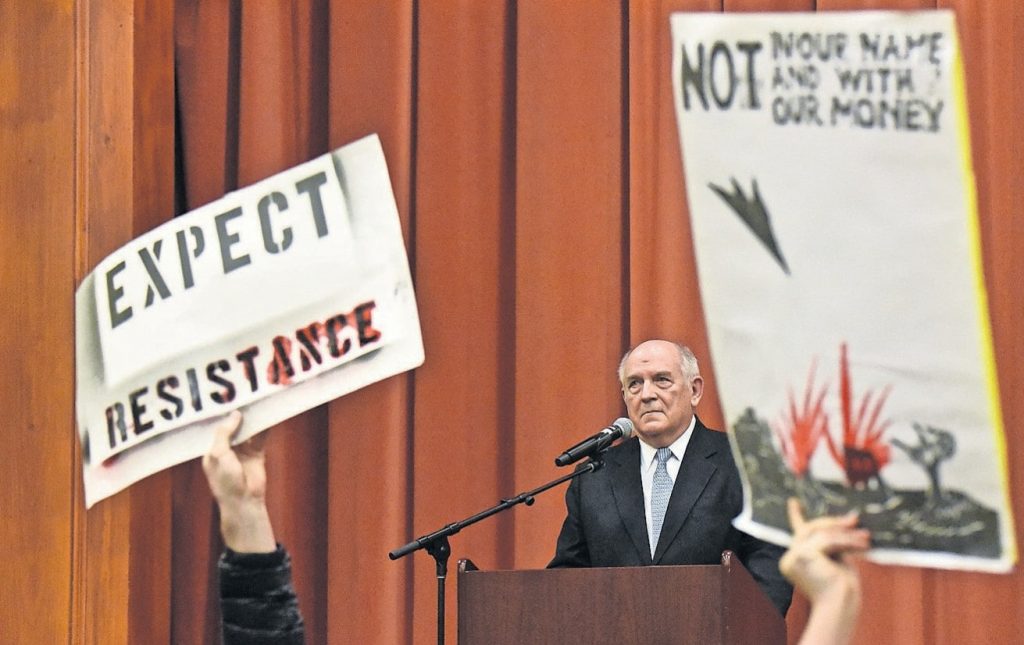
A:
548;339;793;616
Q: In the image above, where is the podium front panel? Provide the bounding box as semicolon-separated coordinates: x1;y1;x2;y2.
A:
459;565;727;644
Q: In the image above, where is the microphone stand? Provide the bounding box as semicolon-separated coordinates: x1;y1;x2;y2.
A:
388;456;606;645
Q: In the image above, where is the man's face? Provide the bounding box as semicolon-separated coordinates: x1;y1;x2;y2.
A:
620;341;703;448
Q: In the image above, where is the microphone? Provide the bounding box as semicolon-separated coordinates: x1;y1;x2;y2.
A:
554;418;634;467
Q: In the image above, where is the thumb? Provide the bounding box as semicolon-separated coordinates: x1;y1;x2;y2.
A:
203;411;243;472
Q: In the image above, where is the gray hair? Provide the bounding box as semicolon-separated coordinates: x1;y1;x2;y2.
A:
617;340;700;383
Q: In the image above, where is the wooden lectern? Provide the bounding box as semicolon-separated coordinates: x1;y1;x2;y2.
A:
457;551;785;644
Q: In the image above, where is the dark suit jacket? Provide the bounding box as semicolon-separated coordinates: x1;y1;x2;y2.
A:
548;418;792;616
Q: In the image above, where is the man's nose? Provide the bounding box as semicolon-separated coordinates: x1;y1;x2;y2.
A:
640;380;656;400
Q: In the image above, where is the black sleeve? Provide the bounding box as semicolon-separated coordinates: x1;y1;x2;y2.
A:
219;545;305;645
547;473;591;568
739;531;793;616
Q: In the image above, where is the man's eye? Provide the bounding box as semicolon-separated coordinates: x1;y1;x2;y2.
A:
628;381;641;392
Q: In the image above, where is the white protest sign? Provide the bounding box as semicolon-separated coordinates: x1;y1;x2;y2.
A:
671;11;1015;572
76;134;423;508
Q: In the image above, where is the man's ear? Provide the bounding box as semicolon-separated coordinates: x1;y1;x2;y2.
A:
690;376;704;406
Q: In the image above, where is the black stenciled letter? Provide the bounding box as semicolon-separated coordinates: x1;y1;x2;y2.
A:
138;240;172;307
186;367;203;413
236;346;261;393
235;348;260;395
295;323;324;371
106;402;128;449
214;206;251;274
355;301;382;346
325;314;352;358
680;43;708;110
176;226;205;290
295;172;330;238
106;260;133;329
129;386;155;435
157;376;184;421
267;337;295;385
258;191;293;254
709;41;736;108
736;41;763;109
207;359;236;404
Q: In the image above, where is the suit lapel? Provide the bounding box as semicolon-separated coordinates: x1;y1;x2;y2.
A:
653;421;718;564
607;439;653;565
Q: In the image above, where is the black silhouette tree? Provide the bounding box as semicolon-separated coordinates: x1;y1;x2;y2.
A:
892;422;956;504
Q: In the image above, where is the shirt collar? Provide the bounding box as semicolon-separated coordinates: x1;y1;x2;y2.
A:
639;415;696;470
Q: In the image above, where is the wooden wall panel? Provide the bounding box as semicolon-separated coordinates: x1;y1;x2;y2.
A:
0;2;76;643
73;1;176;643
75;5;137;640
126;3;176;642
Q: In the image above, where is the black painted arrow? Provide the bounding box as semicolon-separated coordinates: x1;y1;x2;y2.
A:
708;177;790;275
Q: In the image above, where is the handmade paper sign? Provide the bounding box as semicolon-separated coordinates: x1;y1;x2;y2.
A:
76;134;423;508
671;11;1015;571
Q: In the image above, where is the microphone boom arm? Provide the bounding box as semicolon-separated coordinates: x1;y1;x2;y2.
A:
387;457;607;645
388;458;604;560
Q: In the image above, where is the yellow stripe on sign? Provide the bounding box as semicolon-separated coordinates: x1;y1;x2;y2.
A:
951;22;1017;565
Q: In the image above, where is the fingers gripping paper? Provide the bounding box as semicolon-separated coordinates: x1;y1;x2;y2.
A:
670;11;1015;572
75;134;423;508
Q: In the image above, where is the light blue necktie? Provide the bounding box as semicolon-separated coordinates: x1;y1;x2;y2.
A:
650;447;673;556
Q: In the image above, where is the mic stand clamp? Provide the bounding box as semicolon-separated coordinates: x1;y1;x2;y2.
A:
388;457;606;645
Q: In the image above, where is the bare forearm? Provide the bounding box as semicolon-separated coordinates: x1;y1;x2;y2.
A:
220;501;277;553
798;578;861;645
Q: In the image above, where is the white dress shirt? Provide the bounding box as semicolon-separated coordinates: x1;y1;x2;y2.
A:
640;415;696;557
